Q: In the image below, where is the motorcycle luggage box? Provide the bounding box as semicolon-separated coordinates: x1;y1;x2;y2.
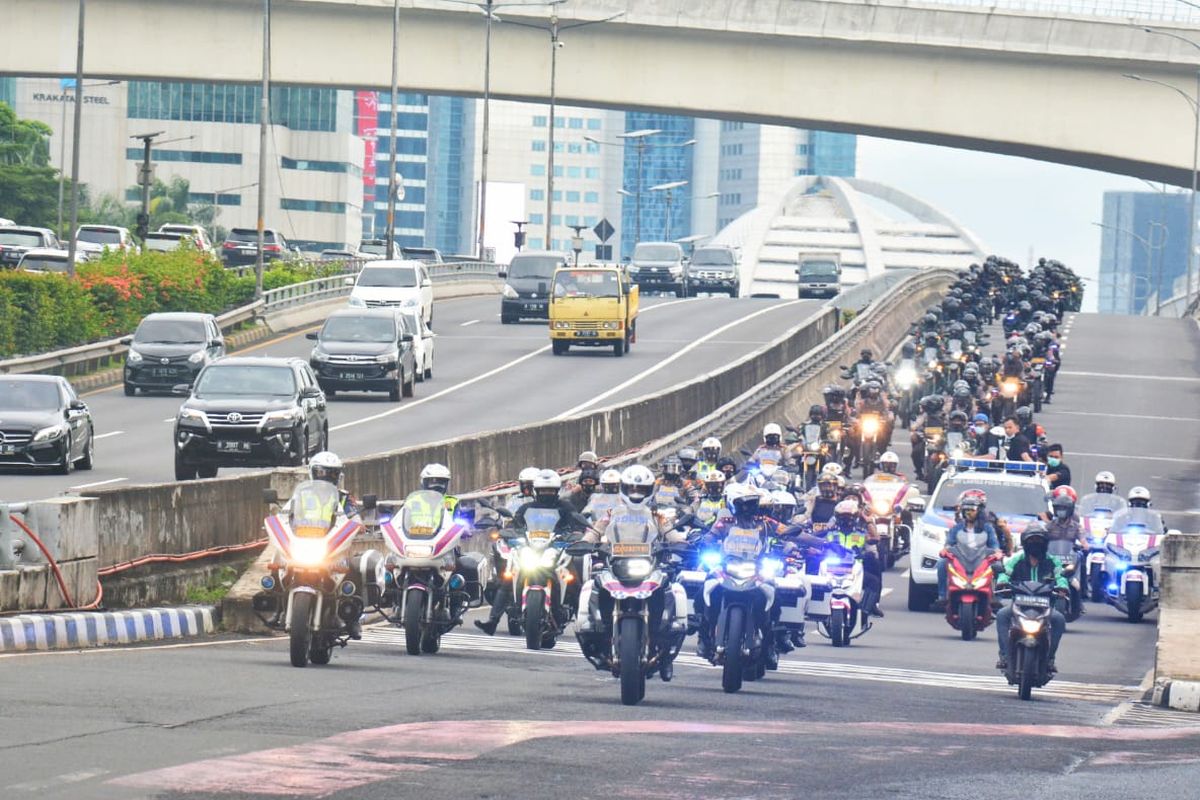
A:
456;552;490;601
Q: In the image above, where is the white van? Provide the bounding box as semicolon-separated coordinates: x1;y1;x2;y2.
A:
347;260;434;328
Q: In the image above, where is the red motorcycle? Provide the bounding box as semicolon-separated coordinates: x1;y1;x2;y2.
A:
943;543;1001;641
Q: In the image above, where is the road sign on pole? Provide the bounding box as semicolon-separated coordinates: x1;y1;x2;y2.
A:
593;218;615;243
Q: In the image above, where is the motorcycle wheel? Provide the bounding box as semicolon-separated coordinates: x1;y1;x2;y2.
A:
1066;589;1082;623
403;588;424;655
421;629;441;654
618;617;645;706
1089;569;1105;603
506;613;523;637
960;600;977;642
1126;582;1144;623
721;607;746;693
1017;648;1034;701
310;636;333;665
829;608;846;647
524;590;545;651
289;592;314;668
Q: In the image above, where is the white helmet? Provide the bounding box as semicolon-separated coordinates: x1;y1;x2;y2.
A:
701;436;722;460
1094;470;1117;490
772;489;797;512
820;462;843;478
724;482;762;516
1127;486;1151;507
517;466;539;495
619;465;656;507
310;451;344;486
878;451;900;474
600;468;622;492
533;468;562;499
835;498;859;516
420;463;451;494
763;423;783;441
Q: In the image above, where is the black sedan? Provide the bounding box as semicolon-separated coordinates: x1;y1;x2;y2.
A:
0;375;94;475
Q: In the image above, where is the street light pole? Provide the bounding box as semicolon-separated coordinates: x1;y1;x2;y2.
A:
65;0;85;277
255;0;271;300
1093;220;1164;312
649;180;688;240
386;0;401;261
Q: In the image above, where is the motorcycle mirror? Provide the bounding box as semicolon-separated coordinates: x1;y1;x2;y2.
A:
496;507;514;519
739;448;753;457
990;561;1004;575
906;497;927;513
262;488;279;505
477;500;495;511
362;494;377;511
565;542;596;557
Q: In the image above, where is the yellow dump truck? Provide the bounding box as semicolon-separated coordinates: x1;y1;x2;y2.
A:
548;266;639;357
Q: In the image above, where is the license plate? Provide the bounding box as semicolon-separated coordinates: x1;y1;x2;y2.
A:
150;368;176;377
342;372;364;380
574;331;598;338
527;302;545;310
611;542;651;557
925;427;944;436
216;440;251;453
1125;572;1144;581
1015;594;1051;607
528;531;553;543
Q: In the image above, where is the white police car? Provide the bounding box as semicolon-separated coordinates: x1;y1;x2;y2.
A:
907;458;1050;611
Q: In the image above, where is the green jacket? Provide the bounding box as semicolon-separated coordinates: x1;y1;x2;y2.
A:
996;552;1068;592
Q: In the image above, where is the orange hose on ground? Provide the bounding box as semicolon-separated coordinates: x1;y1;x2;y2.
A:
97;538;268;577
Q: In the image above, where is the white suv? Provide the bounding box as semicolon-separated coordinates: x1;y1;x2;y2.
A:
347;260;434;328
907;458;1050;611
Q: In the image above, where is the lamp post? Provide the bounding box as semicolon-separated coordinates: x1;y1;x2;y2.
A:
588;132;695;248
56;79;118;239
504;8;624;250
648;180;687;240
1093;221;1166;313
65;0;86;276
385;0;401;261
255;0;272;300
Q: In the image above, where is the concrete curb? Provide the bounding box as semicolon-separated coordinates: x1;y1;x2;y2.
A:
0;605;218;653
1154;679;1200;712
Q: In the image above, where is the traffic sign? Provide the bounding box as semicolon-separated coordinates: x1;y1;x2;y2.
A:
593;218;615;243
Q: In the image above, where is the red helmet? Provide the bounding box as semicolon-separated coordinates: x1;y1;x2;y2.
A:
957;489;987;508
1051;485;1078;503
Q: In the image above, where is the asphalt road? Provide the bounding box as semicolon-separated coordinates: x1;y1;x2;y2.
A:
1;312;1196;800
2;295;819;502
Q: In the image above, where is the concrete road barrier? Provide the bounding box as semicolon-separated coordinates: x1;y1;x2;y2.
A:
1154;532;1200;711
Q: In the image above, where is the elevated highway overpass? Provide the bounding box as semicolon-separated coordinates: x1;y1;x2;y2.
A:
7;0;1200;184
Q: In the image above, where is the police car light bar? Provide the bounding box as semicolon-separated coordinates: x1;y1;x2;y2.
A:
948;457;1047;476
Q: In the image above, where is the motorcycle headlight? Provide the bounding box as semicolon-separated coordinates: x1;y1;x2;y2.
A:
1139;548;1160;563
700;550;722;570
895;367;917;388
972;574;991;588
501;284;518;299
1002;380;1020;396
188;350;205;364
519;547;542;572
760;557;784;579
861;417;880;436
126;349;143;364
33;423;68;443
291;539;327;567
622;558;653;579
872;499;891;516
1017;617;1043;634
1106;544;1131;562
727;561;757;579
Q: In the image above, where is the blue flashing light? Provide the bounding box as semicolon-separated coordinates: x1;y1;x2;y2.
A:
949;457;1047;476
1107;583;1119;594
701;551;722;570
260;575;275;590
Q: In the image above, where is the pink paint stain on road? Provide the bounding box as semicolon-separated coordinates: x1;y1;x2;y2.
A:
110;719;1200;797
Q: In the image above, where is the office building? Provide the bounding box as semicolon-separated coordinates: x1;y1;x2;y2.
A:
1098;190;1189;315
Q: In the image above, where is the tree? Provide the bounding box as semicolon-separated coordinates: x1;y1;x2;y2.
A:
79;176;220;239
0;102;52;167
0;102;57;225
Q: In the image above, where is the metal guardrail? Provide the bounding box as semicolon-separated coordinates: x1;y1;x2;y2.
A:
0;261;501;378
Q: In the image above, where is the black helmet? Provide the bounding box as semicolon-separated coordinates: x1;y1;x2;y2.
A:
922;313;938;329
948;409;969;427
823;385;846;404
716;456;738;478
808;403;826;421
901;341;917;358
963;312;978;327
920;395;943;415
1020;522;1050;558
953;384;971;398
662;456;683;479
1015;406;1033;426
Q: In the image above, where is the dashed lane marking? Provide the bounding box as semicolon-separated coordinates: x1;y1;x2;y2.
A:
68;477;127;490
1068;451;1199;465
460;319;479;327
1058;371;1200;383
92;431;125;440
1051;410;1200;424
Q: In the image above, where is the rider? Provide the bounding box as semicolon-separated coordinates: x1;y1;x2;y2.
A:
295;452;362;639
507;466;539;514
935;490;1002;605
1047;489;1086;552
822;498;884;619
910;394;947;479
474;469;590;636
751;423;787;467
677;446;701;481
419;463;458;513
1079;471;1127;514
654;455;695;508
582;468;624;521
696;437;723;476
800;471;842;529
994;523;1068;674
693;470;729;528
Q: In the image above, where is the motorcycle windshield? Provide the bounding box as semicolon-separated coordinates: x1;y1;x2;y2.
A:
964;331;977;345
1047;540;1076;559
288;481;340;536
803;424;823;445
524;508;560;542
399;490;445;539
946;431;965;452
1110;507;1163;536
855;364;872;382
607;507;658;557
947;339;962;354
947;542;988;570
924;350;939;365
1078;494;1127;516
722;525;764;560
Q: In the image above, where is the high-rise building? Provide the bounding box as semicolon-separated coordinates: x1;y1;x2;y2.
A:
368;92;432;250
620;112;696;260
1098;190;1188;315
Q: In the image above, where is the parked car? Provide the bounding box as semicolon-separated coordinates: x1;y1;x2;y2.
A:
687;245;740;297
220;227;291;267
75;224;138;257
0;374;94;475
346;260;434;328
122;312;225;396
399;307;435;381
628;241;687;297
16;248;74;273
307;308;417;401
499;250;569;323
142;232;190;253
359;238;389;258
0;226;62;269
158;224;214;253
172;357;328;480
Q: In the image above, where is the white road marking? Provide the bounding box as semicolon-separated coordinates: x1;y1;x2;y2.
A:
901;569;911;578
68;477;127;490
1059;370;1200;383
881;587;894;598
162;417;175;423
328;297;701;432
1053;410;1200;424
554;299;804;418
92;431;125;440
460;319;480;327
1069;451;1199;465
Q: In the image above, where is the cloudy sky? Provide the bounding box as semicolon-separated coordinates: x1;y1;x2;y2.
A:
856;137;1169;312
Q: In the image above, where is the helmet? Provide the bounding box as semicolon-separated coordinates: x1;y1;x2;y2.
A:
1094;471;1116;493
716;456;738;478
310;451;344;486
763;423;783;445
808;404;826;422
725;483;761;517
701;436;722;461
677;446;699;471
820;462;843;478
1051;493;1075;519
517;466;539;496
1015;406;1033;426
834;499;859;524
662;456;683;478
533;468;562;501
920;395;944;415
619;465;656;507
817;472;839;498
578;467;599;490
1020;522;1050;557
901;341;917;358
823;385;846;404
1127;486;1151;508
863;381;881;399
420;463;451;494
600;468;622;493
772;489;797;516
1051;485;1078;504
948;409;969;427
922;313;938;329
702;469;725;496
577;450;599;468
860;348;873;361
958;489;985;518
878;451;899;474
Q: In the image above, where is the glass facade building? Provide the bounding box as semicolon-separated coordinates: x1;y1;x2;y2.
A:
1098;190;1189;314
809;130;857;177
620;112;695;259
127;82;342;132
369;92;431;248
425;96;471;256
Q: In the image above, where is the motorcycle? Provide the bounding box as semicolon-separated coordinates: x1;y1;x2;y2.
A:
892;359;920;429
377;490;489;655
998;578;1057;701
701;525;777;693
509;507;578;650
1048;539;1084;623
1027;357;1046;412
1079;500;1120;602
992;375;1023;421
823;419;848;470
942;542;999;641
573;514;689;706
862;473;912;569
254;481;366;668
806;540;868;647
921;423;948;494
856;412;884;478
1102;508;1164;623
796;422;827;490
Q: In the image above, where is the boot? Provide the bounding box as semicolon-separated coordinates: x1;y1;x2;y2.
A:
764;640;779;671
696;630;715;661
346;618;362;640
474;618;498;636
774;628;794;655
790;629;807;649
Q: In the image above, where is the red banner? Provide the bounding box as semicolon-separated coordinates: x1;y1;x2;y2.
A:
355;91;379;206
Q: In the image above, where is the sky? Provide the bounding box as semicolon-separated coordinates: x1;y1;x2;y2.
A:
855;136;1173;313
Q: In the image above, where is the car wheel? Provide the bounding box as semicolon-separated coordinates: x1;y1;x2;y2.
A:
552;340;568;356
424;360;432;380
174;453;198;481
78;429;95;471
326;389;337;399
294;432;310;467
500;314;515;325
415;367;424;384
197;465;219;479
123;383;136;397
402;370;415;397
389;380;402;402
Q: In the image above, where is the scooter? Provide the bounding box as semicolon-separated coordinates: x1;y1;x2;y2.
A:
998;578;1057;701
942;543;999;641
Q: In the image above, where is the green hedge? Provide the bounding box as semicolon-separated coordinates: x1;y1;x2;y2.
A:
0;249;346;358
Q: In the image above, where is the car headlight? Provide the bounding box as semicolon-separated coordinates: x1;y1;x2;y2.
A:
126;349;143;364
376;350;399;364
921;526;945;543
627;266;640;274
602;321;621;330
402;297;418;307
501;284;518;299
188;350;205;364
311;348;329;362
262;408;304;426
623;558;653;579
33;423;68;443
727;561;757;579
178;407;207;426
553;321;571;330
1017;617;1043;634
348;296;366;308
291;539;327;567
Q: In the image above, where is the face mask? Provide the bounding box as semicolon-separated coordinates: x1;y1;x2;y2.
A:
1054;508;1069;520
1047;457;1061;467
974;425;987;435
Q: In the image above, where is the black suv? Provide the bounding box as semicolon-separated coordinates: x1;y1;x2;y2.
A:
172;357;328;480
123;312;225;396
0;375;94;475
308;308;417;401
499;251;569;323
220;227;290;268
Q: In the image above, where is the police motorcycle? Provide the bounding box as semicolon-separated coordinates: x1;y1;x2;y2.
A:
1078;493;1124;602
1101;507;1166;623
572;511;691;706
376;490;489;654
255;481;366;668
505;507;581;650
806;538;868;647
862;472;913;569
